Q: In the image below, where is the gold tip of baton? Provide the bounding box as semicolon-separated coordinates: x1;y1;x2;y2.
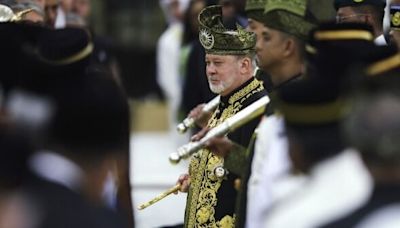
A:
137;184;182;210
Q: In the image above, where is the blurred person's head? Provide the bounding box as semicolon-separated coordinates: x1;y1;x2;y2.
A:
219;0;235;19
335;0;385;38
65;11;86;27
287;124;345;173
277;78;346;173
60;0;73;12
199;5;257;95
73;0;90;20
45;67;130;201
345;90;400;183
160;0;190;24
182;0;206;45
44;0;59;27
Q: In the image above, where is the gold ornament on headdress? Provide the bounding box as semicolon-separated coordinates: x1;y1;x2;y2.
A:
237;25;253;43
199;28;215;50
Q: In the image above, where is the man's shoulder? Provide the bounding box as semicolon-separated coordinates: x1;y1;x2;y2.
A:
25;176;127;228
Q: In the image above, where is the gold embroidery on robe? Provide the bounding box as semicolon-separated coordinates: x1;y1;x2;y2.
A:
186;79;264;228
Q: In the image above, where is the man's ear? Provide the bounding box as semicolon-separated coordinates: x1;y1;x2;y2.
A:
282;38;295;58
239;57;251;74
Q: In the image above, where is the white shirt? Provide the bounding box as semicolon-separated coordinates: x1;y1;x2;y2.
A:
54;7;66;29
356;204;400;228
29;151;83;191
263;149;373;228
246;115;293;228
156;22;188;146
30;151;120;210
374;34;387;46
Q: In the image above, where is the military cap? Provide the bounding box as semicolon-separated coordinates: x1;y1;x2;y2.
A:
334;0;386;10
19;26;94;95
245;0;267;21
306;21;374;55
198;5;256;55
37;27;93;66
364;45;400;76
307;0;336;22
261;0;318;41
307;22;375;83
276;77;344;126
0;24;93;97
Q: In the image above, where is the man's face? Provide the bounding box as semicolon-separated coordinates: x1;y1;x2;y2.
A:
74;0;91;18
61;0;74;12
336;6;367;23
205;54;242;96
248;18;264;41
220;0;235;19
189;0;205;33
45;0;59;27
255;25;287;74
23;11;45;23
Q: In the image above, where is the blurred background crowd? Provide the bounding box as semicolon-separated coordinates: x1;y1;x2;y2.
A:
3;0;400;227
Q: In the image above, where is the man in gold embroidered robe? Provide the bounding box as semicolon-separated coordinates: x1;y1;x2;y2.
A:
175;5;267;228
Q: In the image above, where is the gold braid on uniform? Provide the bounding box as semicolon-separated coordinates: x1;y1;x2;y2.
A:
186;78;264;228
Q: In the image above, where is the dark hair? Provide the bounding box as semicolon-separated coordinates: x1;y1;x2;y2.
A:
353;5;384;30
287;123;346;170
48;67;130;159
345;91;400;166
182;0;204;46
279;31;307;60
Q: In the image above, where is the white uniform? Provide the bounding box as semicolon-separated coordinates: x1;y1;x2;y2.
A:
246;115;294;228
263;150;373;228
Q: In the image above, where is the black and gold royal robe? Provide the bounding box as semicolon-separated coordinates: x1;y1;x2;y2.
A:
184;77;267;228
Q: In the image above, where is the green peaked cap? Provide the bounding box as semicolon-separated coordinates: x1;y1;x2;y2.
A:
245;0;267;11
265;0;308;17
198;5;256;55
245;0;268;21
262;0;318;41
